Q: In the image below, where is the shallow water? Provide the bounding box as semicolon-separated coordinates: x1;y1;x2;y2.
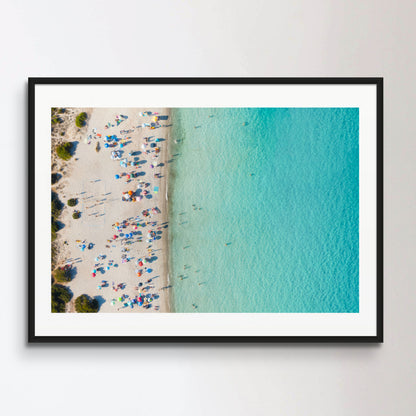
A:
169;108;359;313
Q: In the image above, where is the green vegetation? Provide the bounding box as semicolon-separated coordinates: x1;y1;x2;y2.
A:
72;211;81;219
51;191;63;218
67;198;77;207
51;244;58;269
51;191;63;241
75;294;99;313
56;142;73;160
51;172;60;185
51;116;63;125
53;267;72;283
51;284;72;313
75;112;88;128
51;221;60;233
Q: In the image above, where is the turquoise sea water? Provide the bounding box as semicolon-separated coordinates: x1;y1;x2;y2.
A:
169;108;359;313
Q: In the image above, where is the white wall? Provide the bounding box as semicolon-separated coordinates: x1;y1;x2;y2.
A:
1;0;414;415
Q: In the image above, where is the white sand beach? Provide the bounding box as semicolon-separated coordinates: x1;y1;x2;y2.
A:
52;108;171;312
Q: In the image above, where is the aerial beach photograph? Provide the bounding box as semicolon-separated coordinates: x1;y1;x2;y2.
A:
51;106;359;314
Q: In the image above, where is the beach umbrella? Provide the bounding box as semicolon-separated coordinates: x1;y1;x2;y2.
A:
146;268;151;273
138;261;143;266
126;174;130;179
115;222;119;226
118;297;122;302
92;273;96;277
93;269;96;273
111;300;116;306
106;266;110;271
119;143;123;148
115;174;120;179
113;235;117;239
133;225;138;230
128;190;133;196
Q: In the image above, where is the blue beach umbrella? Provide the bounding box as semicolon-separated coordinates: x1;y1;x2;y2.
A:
104;143;109;148
115;174;120;179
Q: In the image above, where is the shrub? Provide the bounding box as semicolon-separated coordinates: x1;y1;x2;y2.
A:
51;220;60;233
67;198;77;207
75;112;88;128
51;244;58;269
51;172;61;185
72;211;81;219
51;192;63;219
51;192;63;242
56;142;73;160
75;294;99;313
54;267;72;283
51;284;72;313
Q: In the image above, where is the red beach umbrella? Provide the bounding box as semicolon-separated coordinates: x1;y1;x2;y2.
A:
138;261;143;267
92;273;96;277
113;235;117;239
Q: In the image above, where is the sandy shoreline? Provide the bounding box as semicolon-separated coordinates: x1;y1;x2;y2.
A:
52;108;171;312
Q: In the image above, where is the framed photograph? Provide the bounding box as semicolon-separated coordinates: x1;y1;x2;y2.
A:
29;78;383;342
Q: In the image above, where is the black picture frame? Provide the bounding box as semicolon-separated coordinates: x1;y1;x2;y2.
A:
28;77;383;343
